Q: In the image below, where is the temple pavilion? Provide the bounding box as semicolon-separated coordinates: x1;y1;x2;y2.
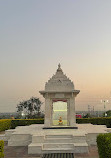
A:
40;64;80;128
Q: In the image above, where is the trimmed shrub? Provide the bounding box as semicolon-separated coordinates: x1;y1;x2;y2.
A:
10;118;111;129
97;133;111;158
0;120;11;132
0;119;44;131
0;140;4;158
11;119;44;129
1;117;111;131
76;117;111;127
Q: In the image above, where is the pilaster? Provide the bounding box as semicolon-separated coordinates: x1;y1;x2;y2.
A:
69;95;76;127
44;93;51;127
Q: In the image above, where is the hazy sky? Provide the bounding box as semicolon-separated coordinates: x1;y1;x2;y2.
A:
0;0;111;112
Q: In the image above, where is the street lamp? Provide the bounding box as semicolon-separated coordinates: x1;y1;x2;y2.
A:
101;100;109;117
21;111;25;119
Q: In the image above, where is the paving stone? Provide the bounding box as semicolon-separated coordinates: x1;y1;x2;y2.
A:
4;142;99;158
74;146;99;158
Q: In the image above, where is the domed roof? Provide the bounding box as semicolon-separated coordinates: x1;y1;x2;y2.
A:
45;64;74;92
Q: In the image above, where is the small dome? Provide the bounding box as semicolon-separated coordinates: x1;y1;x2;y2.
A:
45;64;74;92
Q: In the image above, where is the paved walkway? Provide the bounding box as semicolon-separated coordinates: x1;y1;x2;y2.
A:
4;142;99;158
4;142;40;158
74;146;99;158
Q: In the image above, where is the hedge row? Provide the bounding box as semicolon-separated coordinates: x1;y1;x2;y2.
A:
76;117;111;128
97;133;111;158
0;119;44;131
10;117;111;128
0;120;11;132
11;119;44;129
1;117;111;131
0;140;4;158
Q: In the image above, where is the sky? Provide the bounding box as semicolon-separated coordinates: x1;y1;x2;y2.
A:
0;0;111;112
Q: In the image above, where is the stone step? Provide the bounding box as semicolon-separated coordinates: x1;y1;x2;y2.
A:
8;134;31;146
43;143;74;149
5;129;15;136
28;143;42;154
45;138;73;143
32;135;86;143
32;135;73;143
73;142;89;154
43;143;89;154
43;148;74;154
45;135;73;139
29;143;42;147
74;142;88;147
43;143;88;148
45;136;86;143
28;142;89;154
4;129;15;141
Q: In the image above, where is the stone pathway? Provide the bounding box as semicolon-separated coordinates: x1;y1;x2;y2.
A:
0;131;5;135
4;142;40;158
74;146;99;158
4;142;99;158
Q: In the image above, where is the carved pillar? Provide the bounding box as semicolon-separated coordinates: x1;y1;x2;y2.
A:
69;93;76;127
67;99;70;126
44;93;51;127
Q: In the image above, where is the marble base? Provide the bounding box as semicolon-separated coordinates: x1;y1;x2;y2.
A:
1;124;110;155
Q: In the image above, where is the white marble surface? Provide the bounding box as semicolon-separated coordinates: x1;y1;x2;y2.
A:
2;123;110;154
9;124;109;135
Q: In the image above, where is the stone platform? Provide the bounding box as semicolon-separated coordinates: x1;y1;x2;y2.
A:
1;124;110;155
3;142;99;158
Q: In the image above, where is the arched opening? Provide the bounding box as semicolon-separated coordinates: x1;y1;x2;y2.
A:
52;100;67;126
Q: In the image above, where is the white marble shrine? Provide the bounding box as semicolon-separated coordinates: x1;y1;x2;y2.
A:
40;64;80;129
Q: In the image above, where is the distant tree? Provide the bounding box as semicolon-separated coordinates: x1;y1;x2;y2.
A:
103;110;111;117
83;113;91;118
16;97;43;119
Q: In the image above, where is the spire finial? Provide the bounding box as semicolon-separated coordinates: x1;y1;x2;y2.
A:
57;63;62;72
58;63;61;69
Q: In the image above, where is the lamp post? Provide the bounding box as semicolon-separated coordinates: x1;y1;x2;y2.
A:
21;111;25;119
101;100;109;117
